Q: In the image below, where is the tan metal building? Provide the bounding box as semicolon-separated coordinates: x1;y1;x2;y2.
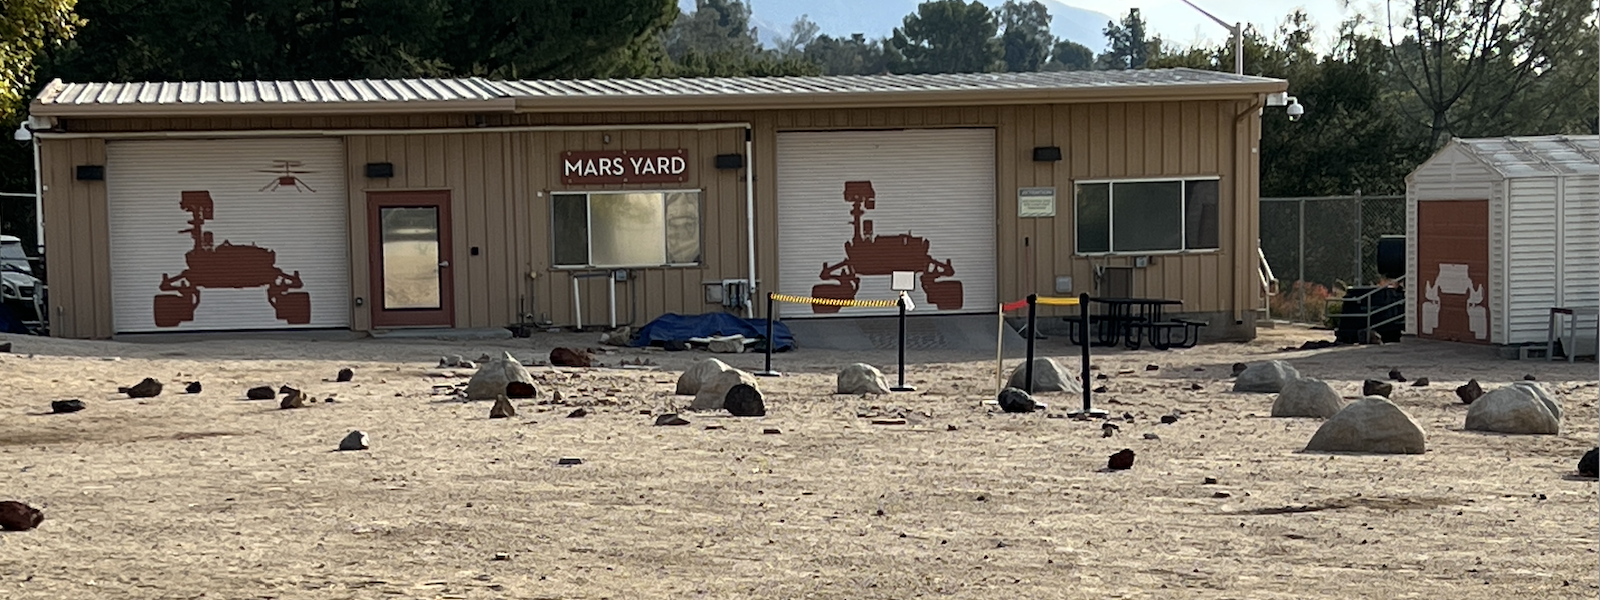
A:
26;69;1286;340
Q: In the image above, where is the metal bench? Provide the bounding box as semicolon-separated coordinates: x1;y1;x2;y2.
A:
1127;318;1207;350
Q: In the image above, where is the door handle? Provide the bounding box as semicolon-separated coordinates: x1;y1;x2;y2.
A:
438;261;450;268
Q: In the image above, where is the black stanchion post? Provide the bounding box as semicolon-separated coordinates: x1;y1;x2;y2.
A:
891;294;914;392
1070;292;1104;417
756;293;781;377
1024;294;1037;394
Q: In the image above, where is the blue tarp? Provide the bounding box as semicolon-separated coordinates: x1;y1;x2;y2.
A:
632;312;795;351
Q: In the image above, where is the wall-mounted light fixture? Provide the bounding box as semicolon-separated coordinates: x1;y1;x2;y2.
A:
365;162;394;178
1032;146;1062;162
76;165;104;181
715;153;745;170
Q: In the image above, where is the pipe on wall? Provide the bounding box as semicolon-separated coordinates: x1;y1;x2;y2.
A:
744;127;757;319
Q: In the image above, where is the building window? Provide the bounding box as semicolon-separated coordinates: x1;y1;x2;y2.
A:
1074;178;1220;254
552;191;702;267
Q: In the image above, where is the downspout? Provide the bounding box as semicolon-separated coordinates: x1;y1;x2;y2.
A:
31;134;42;255
744;127;757;318
1235;97;1267;326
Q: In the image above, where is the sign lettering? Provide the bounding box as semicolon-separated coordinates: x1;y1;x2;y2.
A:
561;149;690;185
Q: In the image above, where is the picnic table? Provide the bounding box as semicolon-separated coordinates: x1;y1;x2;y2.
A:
1063;297;1203;350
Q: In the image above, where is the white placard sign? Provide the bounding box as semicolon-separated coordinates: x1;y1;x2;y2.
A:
1018;187;1057;218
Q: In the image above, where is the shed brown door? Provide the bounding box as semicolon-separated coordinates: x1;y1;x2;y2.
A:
368;191;454;328
1416;200;1489;343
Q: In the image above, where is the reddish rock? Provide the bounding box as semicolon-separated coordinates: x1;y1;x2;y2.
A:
550;347;594;368
504;381;539;399
1455;379;1485;405
1107;449;1136;471
0;501;43;531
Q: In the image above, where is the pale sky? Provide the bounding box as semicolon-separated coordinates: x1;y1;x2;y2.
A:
1088;0;1358;51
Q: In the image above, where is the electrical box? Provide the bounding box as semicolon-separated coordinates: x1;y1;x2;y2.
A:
1054;276;1073;294
720;279;749;309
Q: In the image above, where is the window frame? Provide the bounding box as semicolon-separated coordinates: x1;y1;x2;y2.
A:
549;189;705;269
1072;176;1223;256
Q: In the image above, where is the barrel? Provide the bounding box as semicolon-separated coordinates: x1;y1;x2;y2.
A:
1375;235;1406;279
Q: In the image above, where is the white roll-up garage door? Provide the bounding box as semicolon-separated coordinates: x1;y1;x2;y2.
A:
776;128;996;317
106;138;350;333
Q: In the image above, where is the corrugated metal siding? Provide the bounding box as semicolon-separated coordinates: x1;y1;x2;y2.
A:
105;139;350;332
36;78;510;112
1504;178;1560;343
39;138;113;338
775;128;997;318
1561;176;1600;307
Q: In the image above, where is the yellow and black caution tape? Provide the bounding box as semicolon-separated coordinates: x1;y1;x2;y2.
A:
769;293;901;308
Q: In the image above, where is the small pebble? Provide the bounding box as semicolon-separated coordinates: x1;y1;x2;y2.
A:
1213;491;1232;499
1160;415;1179;424
1204;477;1218;485
1142;432;1159;440
556;457;583;466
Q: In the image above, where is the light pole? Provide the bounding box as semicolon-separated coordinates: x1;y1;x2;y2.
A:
1180;0;1243;75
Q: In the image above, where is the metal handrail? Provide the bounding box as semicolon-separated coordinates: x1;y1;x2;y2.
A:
1326;276;1406;333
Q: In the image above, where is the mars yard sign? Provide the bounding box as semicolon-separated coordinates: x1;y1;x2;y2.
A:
561;149;690;185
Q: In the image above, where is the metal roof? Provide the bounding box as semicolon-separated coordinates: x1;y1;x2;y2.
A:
32;78;516;116
1452;135;1600;178
31;68;1286;118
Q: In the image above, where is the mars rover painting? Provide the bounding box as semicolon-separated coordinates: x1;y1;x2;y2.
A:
152;190;311;327
810;181;964;314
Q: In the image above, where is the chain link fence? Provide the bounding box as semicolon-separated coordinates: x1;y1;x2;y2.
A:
1260;195;1406;324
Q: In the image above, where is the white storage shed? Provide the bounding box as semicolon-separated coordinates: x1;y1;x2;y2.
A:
1404;135;1600;349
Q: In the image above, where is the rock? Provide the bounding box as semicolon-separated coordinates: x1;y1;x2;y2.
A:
836;363;891;395
1411;378;1430;387
691;369;760;411
1108;449;1136;470
489;395;517;419
504;381;539;399
1464;383;1561;435
458;360;476;369
1456;379;1484;404
663;340;691;352
121;377;163;398
246;386;275;400
1212;491;1232;499
996;387;1037;413
676;358;733;396
336;368;354;382
1143;433;1159;440
1523;374;1537;381
1145;364;1160;371
1231;362;1248;377
655;414;690;426
184;381;202;394
871;418;907;425
1233;361;1299;393
1388;368;1405;382
763;428;782;435
1101;422;1118;437
0;500;44;531
1160;414;1178;424
706;335;748;354
556;457;583;466
1362;379;1394;398
1304;396;1426;454
1005;358;1083;394
550;347;594;368
1271;378;1345;418
1188;383;1203;391
0;341;10;353
566;407;587;418
278;385;296;395
1204;477;1218;484
338;430;369;451
599;326;632;346
50;399;85;414
723;383;766;417
1092;385;1108;394
279;389;310;409
466;352;536;400
1579;448;1598;478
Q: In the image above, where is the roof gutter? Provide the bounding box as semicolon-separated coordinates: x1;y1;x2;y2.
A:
29;121;751;140
29;98;519;119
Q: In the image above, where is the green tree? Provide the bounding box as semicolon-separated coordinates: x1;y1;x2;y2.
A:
998;0;1052;72
1047;39;1093;70
775;14;821;56
1097;8;1152;69
889;0;1002;74
803;33;892;75
664;0;760;61
0;0;79;123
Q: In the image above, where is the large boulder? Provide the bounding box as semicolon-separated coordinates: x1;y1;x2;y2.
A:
1270;378;1345;418
1464;383;1561;435
1005;358;1083;394
692;369;760;411
1233;361;1300;393
676;358;732;396
837;363;891;395
466;352;536;401
1304;396;1426;454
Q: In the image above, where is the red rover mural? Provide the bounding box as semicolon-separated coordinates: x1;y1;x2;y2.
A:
152;191;311;327
811;180;963;314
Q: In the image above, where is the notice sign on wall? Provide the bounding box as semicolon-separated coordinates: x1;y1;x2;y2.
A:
1018;187;1056;218
561;149;690;185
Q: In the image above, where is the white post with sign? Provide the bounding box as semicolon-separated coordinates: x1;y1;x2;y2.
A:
891;270;916;392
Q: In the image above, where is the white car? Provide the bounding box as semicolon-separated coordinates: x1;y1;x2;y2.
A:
1;234;45;332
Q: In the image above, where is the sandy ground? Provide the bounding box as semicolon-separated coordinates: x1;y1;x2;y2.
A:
0;325;1596;599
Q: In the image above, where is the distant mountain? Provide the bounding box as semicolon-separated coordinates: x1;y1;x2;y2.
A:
676;0;1115;53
